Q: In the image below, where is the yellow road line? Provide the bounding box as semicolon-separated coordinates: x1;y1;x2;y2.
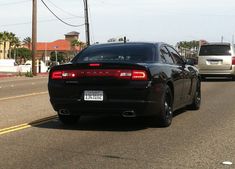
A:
0;115;57;135
0;123;28;132
0;91;48;101
0;125;31;135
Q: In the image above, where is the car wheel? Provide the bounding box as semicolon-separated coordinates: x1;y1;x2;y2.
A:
158;85;173;127
200;75;206;81
232;76;235;81
58;114;80;125
188;82;201;110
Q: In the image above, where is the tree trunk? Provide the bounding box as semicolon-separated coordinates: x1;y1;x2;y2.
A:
3;42;6;59
9;48;12;59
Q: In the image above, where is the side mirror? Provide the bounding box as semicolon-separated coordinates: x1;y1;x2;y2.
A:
185;58;197;66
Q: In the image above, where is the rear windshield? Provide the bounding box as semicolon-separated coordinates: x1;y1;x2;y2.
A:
199;45;231;56
73;44;155;63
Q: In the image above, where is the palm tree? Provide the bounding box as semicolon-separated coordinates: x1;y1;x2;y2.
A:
8;32;19;59
2;31;10;59
23;37;32;50
71;40;85;54
0;32;3;53
11;37;21;61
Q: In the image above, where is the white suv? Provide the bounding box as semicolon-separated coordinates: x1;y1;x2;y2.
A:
197;42;235;80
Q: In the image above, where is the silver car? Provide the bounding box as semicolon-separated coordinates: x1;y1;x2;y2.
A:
198;42;235;80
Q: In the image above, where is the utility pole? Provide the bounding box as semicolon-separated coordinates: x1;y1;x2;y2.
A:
83;0;90;46
32;0;37;76
232;34;234;45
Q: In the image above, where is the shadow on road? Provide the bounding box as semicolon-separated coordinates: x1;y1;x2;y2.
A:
201;77;234;82
34;116;150;132
34;108;189;132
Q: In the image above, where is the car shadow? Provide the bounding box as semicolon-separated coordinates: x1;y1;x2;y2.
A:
173;108;188;117
34;116;151;132
201;77;234;82
33;107;193;131
34;111;194;132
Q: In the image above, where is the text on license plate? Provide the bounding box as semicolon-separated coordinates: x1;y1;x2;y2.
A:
84;91;103;101
210;61;219;65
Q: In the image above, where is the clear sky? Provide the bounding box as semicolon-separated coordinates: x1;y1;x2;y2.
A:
0;0;235;45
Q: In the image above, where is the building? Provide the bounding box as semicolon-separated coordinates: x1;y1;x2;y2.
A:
65;31;80;41
0;42;10;60
34;31;83;63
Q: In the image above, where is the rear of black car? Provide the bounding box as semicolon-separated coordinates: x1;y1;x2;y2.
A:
48;43;164;118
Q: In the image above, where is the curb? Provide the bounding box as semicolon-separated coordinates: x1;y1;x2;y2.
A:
0;73;48;79
0;73;16;78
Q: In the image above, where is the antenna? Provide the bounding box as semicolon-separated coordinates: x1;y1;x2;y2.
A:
124;36;127;43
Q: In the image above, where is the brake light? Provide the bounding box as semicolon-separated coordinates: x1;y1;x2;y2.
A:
89;63;101;67
51;71;62;79
232;57;235;65
51;70;77;79
119;70;132;79
61;71;77;79
132;70;148;80
51;69;148;81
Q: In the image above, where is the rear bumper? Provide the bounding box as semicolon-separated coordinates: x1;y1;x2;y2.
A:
50;98;162;117
199;66;235;77
49;81;165;117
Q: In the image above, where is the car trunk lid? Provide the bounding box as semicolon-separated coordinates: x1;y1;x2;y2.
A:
198;55;232;70
50;62;150;84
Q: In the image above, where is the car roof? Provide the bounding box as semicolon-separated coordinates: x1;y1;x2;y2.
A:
201;42;231;46
89;42;167;48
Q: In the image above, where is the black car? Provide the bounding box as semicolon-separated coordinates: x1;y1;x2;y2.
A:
48;42;201;127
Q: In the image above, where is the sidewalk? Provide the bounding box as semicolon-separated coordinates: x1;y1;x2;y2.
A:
0;73;15;78
0;72;49;79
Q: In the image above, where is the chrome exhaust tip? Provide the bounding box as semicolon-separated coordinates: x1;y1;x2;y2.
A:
58;109;70;115
122;110;136;118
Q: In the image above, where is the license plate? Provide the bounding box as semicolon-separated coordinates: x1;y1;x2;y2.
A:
84;91;103;101
210;61;219;65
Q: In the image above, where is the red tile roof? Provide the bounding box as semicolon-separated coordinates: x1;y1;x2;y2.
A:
36;39;80;51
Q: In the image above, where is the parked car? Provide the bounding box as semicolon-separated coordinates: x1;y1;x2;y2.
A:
48;42;201;127
197;42;235;80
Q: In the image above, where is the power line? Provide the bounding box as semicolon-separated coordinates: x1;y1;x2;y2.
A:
0;16;83;27
0;0;30;6
40;0;84;27
46;0;84;18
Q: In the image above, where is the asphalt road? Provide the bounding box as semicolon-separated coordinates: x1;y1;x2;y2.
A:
0;76;54;128
0;76;48;98
0;77;234;169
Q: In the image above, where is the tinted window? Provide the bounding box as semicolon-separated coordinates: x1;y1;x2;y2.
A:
167;46;184;65
74;44;155;63
160;47;174;64
199;45;231;56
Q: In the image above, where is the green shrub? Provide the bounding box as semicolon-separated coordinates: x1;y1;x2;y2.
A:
25;71;33;77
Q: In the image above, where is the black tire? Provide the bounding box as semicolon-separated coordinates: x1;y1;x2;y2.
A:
188;81;201;110
232;76;235;81
58;114;80;125
158;85;173;127
200;75;206;81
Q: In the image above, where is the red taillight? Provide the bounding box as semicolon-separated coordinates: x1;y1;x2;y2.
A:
232;57;235;65
132;70;148;80
116;70;148;80
51;70;77;79
118;70;132;79
89;63;101;67
51;71;62;79
61;71;77;79
51;69;148;81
